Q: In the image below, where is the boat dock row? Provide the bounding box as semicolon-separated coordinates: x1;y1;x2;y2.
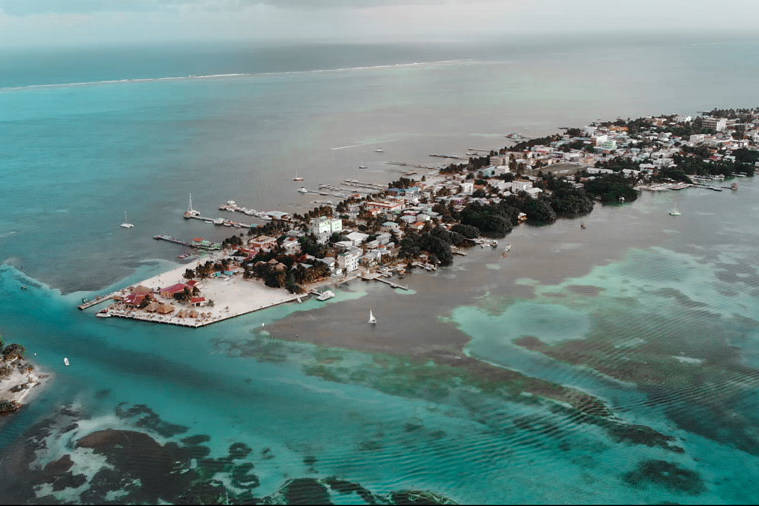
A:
185;214;253;229
217;201;290;222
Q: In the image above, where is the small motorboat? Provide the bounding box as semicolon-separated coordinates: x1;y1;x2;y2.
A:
374;148;384;153
358;165;368;170
298;187;309;193
580;223;586;230
368;309;377;325
63;357;70;367
317;290;335;301
502;243;512;257
669;208;681;216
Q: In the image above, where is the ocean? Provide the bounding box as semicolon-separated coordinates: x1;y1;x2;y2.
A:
0;35;758;503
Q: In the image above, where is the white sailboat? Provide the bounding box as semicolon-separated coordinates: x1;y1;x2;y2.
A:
668;206;681;216
368;309;377;325
120;211;134;229
184;193;200;218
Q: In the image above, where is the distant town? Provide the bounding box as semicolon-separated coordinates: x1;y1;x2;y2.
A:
84;108;759;327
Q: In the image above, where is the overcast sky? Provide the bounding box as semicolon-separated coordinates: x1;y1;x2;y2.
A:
1;0;757;48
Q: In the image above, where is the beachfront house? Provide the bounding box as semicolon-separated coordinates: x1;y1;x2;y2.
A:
317;256;336;272
337;250;360;273
160;283;194;299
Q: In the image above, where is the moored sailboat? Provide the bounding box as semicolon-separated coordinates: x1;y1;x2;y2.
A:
120;211;134;229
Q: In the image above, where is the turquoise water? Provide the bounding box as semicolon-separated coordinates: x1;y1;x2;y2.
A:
1;38;759;503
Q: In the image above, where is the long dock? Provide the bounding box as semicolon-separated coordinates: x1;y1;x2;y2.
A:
153;235;221;250
78;294;114;311
361;273;409;291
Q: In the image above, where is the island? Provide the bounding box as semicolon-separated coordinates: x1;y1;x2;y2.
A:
84;108;758;327
0;336;45;416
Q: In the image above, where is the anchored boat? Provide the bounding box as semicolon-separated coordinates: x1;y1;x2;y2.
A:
120;211;134;229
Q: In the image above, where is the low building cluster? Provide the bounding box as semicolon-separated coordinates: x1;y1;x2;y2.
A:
169;109;759;296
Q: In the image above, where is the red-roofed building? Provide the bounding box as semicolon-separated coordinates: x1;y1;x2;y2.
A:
190;297;206;307
124;293;147;307
160;283;190;298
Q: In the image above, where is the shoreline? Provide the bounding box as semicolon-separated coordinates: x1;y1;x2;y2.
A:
0;359;50;416
81;108;757;328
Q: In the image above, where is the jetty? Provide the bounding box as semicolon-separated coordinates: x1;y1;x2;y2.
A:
153;235;221;251
361;272;409;291
385;161;439;170
78;294;114;311
429;154;464;160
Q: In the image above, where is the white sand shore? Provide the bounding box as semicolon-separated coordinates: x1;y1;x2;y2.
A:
99;253;304;328
0;359;49;412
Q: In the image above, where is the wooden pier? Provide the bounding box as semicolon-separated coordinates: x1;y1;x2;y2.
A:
153;235;221;251
361;273;409;291
78;294;114;311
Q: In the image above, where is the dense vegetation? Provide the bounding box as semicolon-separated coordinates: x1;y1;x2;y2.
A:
582;173;639;204
243;249;329;292
539;178;595;218
459;202;516;237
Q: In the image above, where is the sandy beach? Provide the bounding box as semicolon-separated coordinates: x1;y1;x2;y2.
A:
0;360;49;413
98;254;309;327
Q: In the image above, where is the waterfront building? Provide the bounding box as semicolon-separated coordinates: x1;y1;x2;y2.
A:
337;250;360;273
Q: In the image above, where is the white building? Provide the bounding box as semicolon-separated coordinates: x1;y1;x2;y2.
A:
310;216;342;237
593;134;609;146
460;181;474;194
702;117;727;132
511;180;533;192
282;237;301;255
689;134;706;144
525;187;543;199
337;250;360;273
346;231;369;246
